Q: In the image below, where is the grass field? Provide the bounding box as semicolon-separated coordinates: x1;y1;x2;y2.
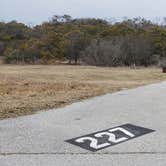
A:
0;65;166;119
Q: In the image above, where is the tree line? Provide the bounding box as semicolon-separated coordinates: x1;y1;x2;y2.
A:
0;15;166;66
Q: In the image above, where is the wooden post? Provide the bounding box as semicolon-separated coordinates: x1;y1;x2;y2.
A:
162;67;166;73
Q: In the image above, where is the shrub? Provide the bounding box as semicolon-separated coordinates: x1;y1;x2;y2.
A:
81;36;156;67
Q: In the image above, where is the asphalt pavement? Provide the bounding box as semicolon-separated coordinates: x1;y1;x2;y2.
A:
0;82;166;166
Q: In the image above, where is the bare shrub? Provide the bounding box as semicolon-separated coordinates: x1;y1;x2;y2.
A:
81;36;157;66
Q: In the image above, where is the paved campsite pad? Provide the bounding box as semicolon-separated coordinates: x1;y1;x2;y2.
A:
0;82;166;165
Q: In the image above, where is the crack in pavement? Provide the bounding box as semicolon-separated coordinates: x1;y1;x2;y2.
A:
0;152;166;156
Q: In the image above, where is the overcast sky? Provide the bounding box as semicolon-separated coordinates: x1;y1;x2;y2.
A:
1;0;166;25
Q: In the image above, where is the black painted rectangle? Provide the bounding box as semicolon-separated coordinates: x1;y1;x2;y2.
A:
66;124;155;152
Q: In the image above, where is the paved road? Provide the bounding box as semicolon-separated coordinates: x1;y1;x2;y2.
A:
0;82;166;165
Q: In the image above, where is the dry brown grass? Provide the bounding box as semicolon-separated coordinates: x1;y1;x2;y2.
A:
0;65;166;119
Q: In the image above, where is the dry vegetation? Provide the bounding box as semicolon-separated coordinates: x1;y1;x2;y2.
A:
0;65;166;119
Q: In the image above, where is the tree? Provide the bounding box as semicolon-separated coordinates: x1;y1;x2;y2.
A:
66;30;89;64
81;35;155;66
